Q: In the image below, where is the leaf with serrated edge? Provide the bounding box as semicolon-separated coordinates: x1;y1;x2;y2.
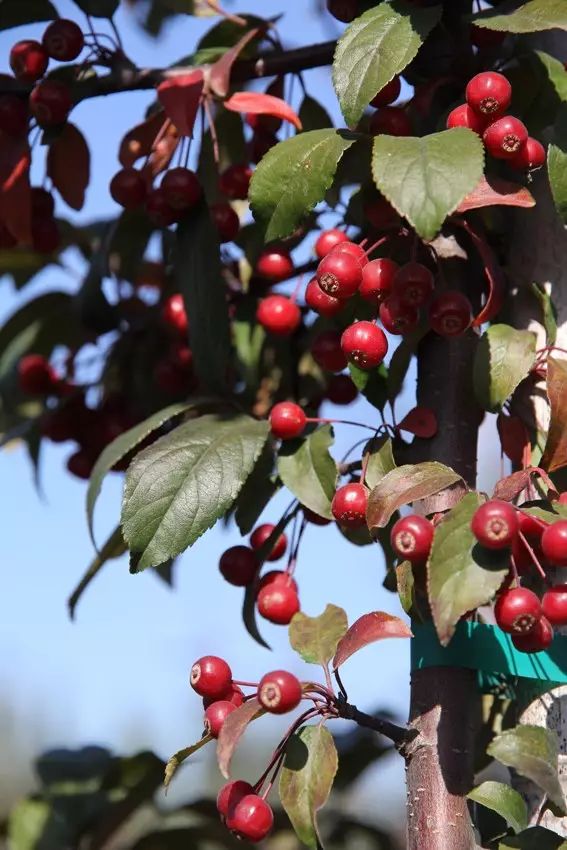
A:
289;605;348;667
249;130;357;243
472;0;567;33
364;436;396;490
428;493;509;645
372;129;484;241
367;462;463;530
279;725;338;850
164;735;212;789
473;325;536;413
467;781;528;834
121;414;269;571
542;357;567;472
278;425;337;519
332;1;441;127
332;612;411;670
488;725;566;813
217;698;264;779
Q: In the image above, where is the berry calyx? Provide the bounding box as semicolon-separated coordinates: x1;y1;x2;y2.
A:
217;780;254;820
317;250;363;299
541;520;567;566
331;482;368;528
379;295;419;335
29;79;72;126
471;500;519;549
311;329;348;372
219;163;252;200
190;656;232;699
483;116;529;159
10;40;48;83
428;291;472;337
204;700;237;738
446;103;487;135
162;294;188;335
42;19;84;61
305;277;343;317
393;262;435;307
255;248;293;281
210;202;240;242
219;546;257;586
110;168;147;209
226;794;274;842
494;587;542;635
541;585;567;627
391;515;434;564
512;616;553;654
18;354;56;395
256;295;301;336
326;373;358;405
146;187;178;227
0;95;27;136
258;670;302;714
257;582;300;624
509;137;546;171
161;167;202;210
466;71;511;117
369;106;412;136
315;228;349;259
359;258;398;304
269;401;306;440
341;321;388;370
370;76;401;108
250;523;287;561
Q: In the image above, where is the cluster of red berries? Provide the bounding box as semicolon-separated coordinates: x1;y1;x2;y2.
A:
447;71;546;171
189;655;303;842
0;173;60;254
153;294;197;396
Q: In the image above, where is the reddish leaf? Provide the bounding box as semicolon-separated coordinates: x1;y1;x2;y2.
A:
367;462;464;530
142;122;179;178
398;406;437;438
157;70;204;137
47;123;90;211
493;467;558;502
457;175;535;213
332;612;412;670
224;91;302;130
542;357;567;473
217;698;264;779
497;412;530;467
0;131;31;244
209;27;263;98
119;110;166;168
454;220;505;327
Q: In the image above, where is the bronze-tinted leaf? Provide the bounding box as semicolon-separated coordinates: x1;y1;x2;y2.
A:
47;123;90;211
0;131;31;244
157;70;204;136
119;110;165;168
457;175;535;213
542;357;567;472
367;462;463;530
332;612;412;670
217;698;264;779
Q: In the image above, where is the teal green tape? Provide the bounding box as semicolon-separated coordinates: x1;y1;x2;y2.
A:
411;621;567;693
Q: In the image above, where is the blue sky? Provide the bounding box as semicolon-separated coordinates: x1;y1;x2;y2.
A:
0;0;503;830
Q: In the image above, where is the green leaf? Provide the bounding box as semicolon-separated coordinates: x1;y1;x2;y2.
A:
372;129;485;241
289;604;348;667
542;357;567;472
488;725;566;813
332;611;411;669
364;436;396;490
234;442;278;535
278;426;337;520
175;205;231;393
121;413;269;570
298;95;333;132
108;209;154;283
217;698;264;779
279;725;338;850
249;129;357;243
348;362;388;411
68;525;127;621
473;325;536;413
428;493;511;645
71;0;119;15
467;781;528;834
472;0;567;33
164;735;213;789
549;106;567;224
531;283;557;346
0;0;56;29
233;298;266;393
7;799;54;850
367;462;463;530
332;1;442;127
499;826;567;849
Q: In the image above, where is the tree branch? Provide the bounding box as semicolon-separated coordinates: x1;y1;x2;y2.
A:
336;696;417;751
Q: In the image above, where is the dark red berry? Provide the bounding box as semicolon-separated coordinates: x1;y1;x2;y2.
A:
110;168;147;209
204;700;237;738
203;683;244;709
258;670;302;714
379;295;419;335
302;507;332;526
42;19;84;61
257;582;300;625
369;107;412;136
255;248;293;281
248;129;278;163
484;116;529;159
226;794;274;842
217;780;254;820
512;616;553;654
146;187;178;227
219;546;257;586
331;482;368;528
541;521;567;566
359;258;398;304
341;321;388;370
0;94;27;136
32;218;60;253
471;500;519;549
315;228;349;259
466;71;512;117
333;241;368;267
363;195;399;230
0;222;17;248
391;515;433;564
29;80;72;126
190;656;232;699
470;24;506;48
154;359;189;395
269;401;306;440
305;277;343;317
370;76;401;108
311;329;348;372
162;294;188;334
257;295;301;336
250;523;287;561
219;163;252;200
393;263;434;307
494;587;542;635
18;354;56;395
428;291;472;337
518;511;545;540
245;112;282;134
66;449;94;480
541;585;567;627
31;187;55;217
326;373;358;405
327;0;358;23
210;202;240;242
509;137;546;171
10;40;48;83
446;103;487;134
257;570;298;593
317;250;362;299
161;167;202;210
41;407;76;443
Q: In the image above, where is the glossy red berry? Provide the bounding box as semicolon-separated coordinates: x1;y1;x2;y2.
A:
379;295;419;335
359;258;398;304
518;511;545;540
512;616;553;654
446;103;487;135
210;202;240;242
219;546;257;587
317;250;362;299
510;137;546;171
32;217;60;253
256;295;301;336
541;585;567;627
250;523;287;561
370;76;401;108
326;373;358;405
470;24;506;48
541;521;567;566
341;321;388;370
466;71;512;118
393;262;435;307
305;277;343;317
18;354;56;395
161;167;202;210
258;670;302;714
190;656;232;699
110;168;147;209
391;515;434;564
255;248;293;281
428;291;472;337
269;401;306;440
10;40;48;83
42;19;84;61
257;570;298;593
146;187;178;227
219;163;252;200
217;780;254;820
66;449;94;480
471;500;519;549
369;106;412;136
332;241;368;267
331;482;368;528
494;587;542;635
204;700;237;738
0;95;27;136
311;329;348;372
484;116;529;159
257;582;300;624
226;794;274;842
162;294;188;334
29;80;72;126
203;683;244;709
315;228;349;259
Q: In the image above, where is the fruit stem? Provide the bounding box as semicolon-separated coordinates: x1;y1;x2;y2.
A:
254;707;321;792
232;680;259;688
203;97;220;164
306;417;377;433
334;667;348;701
518;530;547;579
363;235;390;257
